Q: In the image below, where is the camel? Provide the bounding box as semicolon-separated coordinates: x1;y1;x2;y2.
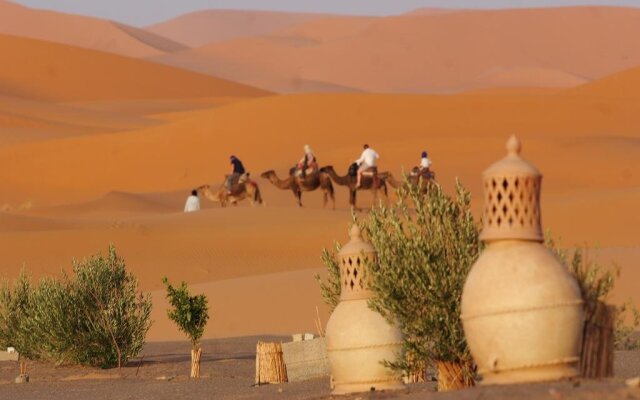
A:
260;169;335;209
196;174;263;207
320;164;389;210
386;167;436;194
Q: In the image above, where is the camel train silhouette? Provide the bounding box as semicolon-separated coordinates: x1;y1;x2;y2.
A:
197;163;434;209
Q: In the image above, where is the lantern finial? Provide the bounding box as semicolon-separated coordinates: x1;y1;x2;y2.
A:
506;134;521;156
349;224;362;241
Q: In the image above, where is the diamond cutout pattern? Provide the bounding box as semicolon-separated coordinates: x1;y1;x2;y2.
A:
340;254;370;294
484;176;540;231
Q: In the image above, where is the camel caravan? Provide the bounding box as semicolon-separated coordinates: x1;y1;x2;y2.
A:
186;145;435;211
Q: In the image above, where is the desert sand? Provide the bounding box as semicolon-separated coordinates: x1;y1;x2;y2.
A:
0;62;637;340
146;9;334;47
1;337;639;399
0;5;637;398
0;0;186;58
152;7;640;93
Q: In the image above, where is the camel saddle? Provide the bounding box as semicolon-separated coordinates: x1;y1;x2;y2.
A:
361;167;378;177
410;167;434;180
226;172;251;195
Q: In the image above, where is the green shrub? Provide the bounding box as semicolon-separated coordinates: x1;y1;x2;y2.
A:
163;278;210;349
615;300;640;350
366;181;480;382
318;181;480;383
547;237;640;351
0;271;37;360
0;245;153;368
315;243;342;313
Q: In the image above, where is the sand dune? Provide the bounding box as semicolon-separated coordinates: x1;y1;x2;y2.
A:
0;22;638;342
568;65;640;99
152;7;640;93
0;0;187;58
407;8;466;16
146;9;333;47
0;94;159;145
0;34;270;102
0;74;639;205
472;67;588;89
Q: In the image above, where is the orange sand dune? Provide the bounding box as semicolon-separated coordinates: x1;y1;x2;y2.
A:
0;0;186;58
152;7;640;93
0;94;159;145
0;62;638;341
0;71;638;205
0;34;270;102
473;67;588;89
146;9;334;47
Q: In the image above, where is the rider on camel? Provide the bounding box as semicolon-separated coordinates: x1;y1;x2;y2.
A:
297;144;318;178
419;150;432;172
226;155;246;194
355;144;379;188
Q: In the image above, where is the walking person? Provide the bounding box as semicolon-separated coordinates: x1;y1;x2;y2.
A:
184;189;200;213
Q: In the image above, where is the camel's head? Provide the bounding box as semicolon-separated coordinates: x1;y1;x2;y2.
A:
260;170;275;179
195;184;210;193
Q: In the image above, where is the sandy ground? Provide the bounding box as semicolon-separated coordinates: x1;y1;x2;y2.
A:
0;336;639;399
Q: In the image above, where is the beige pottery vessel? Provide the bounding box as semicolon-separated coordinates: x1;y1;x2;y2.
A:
462;240;584;384
325;225;404;394
461;136;584;385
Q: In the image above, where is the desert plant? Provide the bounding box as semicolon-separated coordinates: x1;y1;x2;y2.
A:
366;181;480;390
615;300;640;350
69;246;153;368
163;278;210;378
0;246;152;369
318;181;480;390
315;242;342;313
547;237;640;351
0;271;36;376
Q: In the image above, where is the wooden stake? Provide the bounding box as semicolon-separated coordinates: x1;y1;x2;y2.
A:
190;347;203;378
580;301;615;378
437;361;475;392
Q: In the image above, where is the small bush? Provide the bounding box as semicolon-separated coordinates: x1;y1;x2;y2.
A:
318;181;480;386
0;245;153;368
366;181;479;384
163;278;210;349
0;272;36;359
547;238;640;351
315;243;342;313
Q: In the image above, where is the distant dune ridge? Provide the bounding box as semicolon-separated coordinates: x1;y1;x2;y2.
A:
0;0;188;58
0;34;270;101
151;6;640;93
146;9;334;47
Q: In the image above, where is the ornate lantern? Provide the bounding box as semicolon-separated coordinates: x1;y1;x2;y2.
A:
325;225;404;394
461;135;584;384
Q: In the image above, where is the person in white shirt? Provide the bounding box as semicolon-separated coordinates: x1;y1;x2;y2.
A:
355;144;379;188
419;151;432;171
184;189;200;213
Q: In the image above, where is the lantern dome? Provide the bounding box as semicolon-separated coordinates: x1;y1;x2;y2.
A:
480;135;543;242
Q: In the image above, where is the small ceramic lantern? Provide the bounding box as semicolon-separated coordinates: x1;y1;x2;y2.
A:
461;135;584;385
325;225;404;395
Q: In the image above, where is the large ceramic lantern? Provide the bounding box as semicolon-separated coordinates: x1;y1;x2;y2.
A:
325;225;404;395
461;135;584;385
